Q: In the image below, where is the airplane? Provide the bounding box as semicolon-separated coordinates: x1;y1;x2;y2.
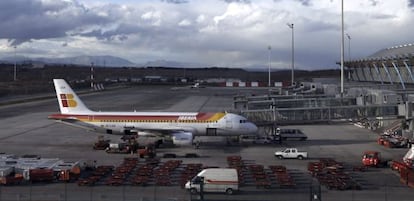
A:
48;79;258;146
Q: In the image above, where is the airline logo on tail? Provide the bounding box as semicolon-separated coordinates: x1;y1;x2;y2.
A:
60;94;77;107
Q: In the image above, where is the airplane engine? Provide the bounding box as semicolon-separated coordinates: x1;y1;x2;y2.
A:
171;132;193;146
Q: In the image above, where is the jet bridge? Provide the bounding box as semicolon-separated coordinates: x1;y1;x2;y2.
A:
235;93;401;136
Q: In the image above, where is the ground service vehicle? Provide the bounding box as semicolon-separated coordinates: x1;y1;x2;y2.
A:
137;145;156;158
276;128;308;141
403;146;414;167
362;151;381;167
93;135;110;150
274;148;308;160
185;168;238;195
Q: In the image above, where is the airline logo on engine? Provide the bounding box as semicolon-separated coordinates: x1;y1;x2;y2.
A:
178;116;197;120
60;94;77;107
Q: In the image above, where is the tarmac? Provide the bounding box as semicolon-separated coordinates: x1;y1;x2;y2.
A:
0;85;413;201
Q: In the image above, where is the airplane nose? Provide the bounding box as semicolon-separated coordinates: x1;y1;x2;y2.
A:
248;123;258;134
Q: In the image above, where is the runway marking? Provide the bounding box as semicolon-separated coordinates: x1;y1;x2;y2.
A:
198;96;212;112
0;122;56;141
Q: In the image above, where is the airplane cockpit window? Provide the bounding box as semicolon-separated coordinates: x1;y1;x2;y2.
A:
239;120;247;123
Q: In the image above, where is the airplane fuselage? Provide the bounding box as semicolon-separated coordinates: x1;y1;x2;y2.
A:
49;111;256;136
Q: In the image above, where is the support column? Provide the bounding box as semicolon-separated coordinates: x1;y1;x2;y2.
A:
381;61;393;84
403;60;414;84
365;63;375;82
372;62;384;84
354;66;362;81
391;61;406;90
359;62;369;82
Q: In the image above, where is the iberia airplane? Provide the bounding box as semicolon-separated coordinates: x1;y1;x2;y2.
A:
48;79;258;146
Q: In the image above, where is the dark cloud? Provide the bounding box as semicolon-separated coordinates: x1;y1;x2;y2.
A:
409;0;414;8
273;0;311;6
221;0;251;4
295;0;312;6
0;0;111;46
160;0;189;4
369;0;379;6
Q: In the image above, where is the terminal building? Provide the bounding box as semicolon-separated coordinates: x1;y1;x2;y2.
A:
346;43;414;89
235;43;414;143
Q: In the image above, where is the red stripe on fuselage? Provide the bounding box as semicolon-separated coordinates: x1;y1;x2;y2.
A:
48;113;221;121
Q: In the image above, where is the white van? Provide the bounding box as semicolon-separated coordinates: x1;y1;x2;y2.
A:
185;168;239;195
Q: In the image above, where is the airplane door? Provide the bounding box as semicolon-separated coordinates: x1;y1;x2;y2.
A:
206;128;217;136
226;117;233;129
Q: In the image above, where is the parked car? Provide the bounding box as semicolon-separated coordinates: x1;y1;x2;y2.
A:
253;136;272;144
274;148;308;160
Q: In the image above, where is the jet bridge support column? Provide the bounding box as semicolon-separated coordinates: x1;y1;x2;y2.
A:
403;60;414;84
372;63;384;84
366;63;375;82
391;61;406;90
359;62;369;82
381;61;394;84
354;66;362;81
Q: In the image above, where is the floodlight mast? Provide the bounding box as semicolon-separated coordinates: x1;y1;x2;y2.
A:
346;33;351;61
13;46;17;81
340;0;344;95
287;23;294;86
268;45;272;87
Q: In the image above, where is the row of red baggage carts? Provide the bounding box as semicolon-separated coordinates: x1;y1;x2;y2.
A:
248;164;271;188
77;165;114;186
269;165;295;188
308;159;361;191
227;155;245;185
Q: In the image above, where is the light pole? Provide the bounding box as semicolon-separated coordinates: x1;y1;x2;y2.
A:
90;62;94;90
346;33;351;81
13;46;17;81
340;0;345;95
287;23;294;86
346;33;351;61
268;45;272;87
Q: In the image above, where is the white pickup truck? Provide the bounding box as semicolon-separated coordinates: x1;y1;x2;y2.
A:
274;148;308;160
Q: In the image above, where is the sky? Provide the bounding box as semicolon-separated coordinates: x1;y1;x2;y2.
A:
0;0;413;70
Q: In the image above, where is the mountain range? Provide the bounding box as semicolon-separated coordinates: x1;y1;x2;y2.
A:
0;55;211;68
0;55;279;72
1;55;136;67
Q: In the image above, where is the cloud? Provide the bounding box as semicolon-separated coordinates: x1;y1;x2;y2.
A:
409;0;414;8
161;0;189;4
0;0;111;46
369;0;380;6
0;0;413;70
295;0;312;6
141;10;162;26
178;19;192;26
79;23;142;41
221;0;251;3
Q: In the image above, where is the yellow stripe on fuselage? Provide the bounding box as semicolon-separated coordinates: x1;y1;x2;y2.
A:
207;112;226;121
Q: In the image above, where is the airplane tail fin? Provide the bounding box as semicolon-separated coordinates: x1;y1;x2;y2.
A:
53;79;92;114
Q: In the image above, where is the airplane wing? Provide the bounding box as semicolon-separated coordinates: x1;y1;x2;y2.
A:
54;119;97;132
127;126;196;146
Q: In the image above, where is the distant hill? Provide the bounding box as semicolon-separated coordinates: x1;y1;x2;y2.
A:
143;60;204;68
0;55;136;67
37;55;136;67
